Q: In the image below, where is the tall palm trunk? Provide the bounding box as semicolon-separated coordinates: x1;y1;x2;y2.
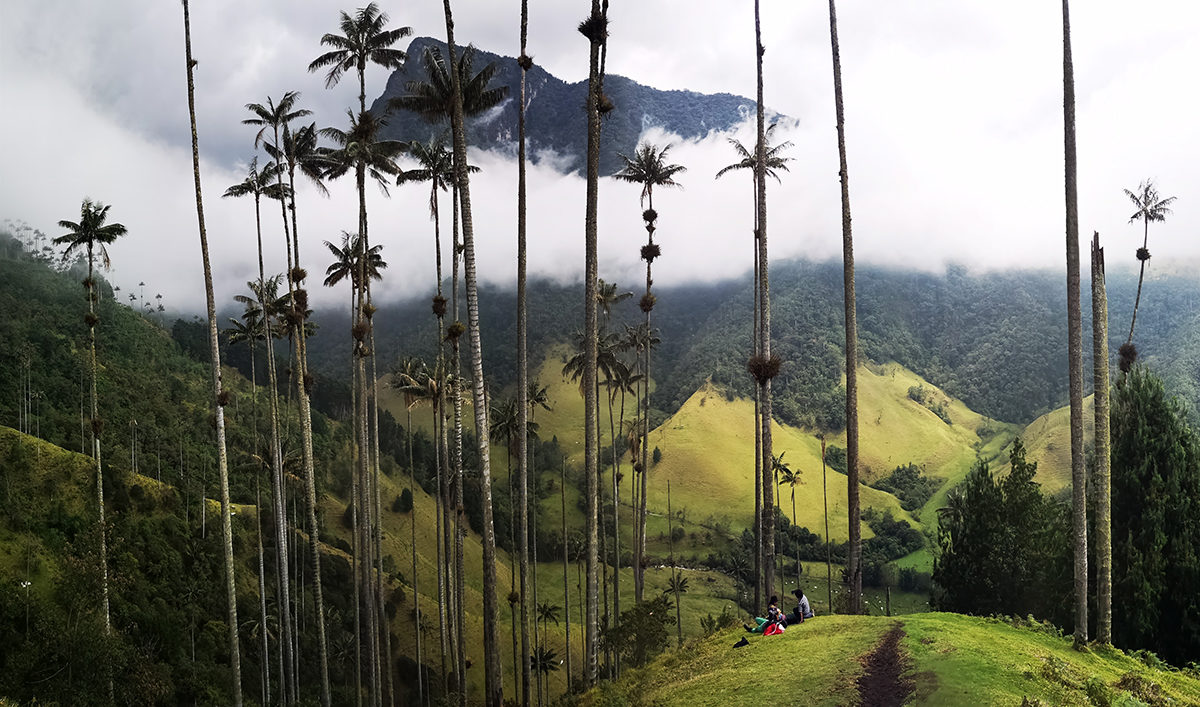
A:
441;2;502;703
753;225;762;614
283;151;333;707
82;244;111;639
517;1;533;702
1127;216;1150;346
1091;232;1112;643
264;120;297;707
827;0;862;614
636;209;653;606
753;0;776;610
256;479;271;707
581;0;603;688
560;456;572;696
182;2;241;700
1062;0;1088;647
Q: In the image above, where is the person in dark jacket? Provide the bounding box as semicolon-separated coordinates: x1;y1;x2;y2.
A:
786;588;814;625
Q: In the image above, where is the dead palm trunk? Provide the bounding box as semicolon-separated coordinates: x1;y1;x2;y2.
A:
182;2;241;700
441;2;502;703
1091;232;1112;643
827;0;862;614
581;0;604;688
1062;0;1089;647
517;1;533;702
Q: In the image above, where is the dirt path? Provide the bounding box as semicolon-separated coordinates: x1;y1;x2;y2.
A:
856;622;915;707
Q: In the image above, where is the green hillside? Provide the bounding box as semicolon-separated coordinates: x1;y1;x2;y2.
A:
997;395;1096;495
584;613;1200;706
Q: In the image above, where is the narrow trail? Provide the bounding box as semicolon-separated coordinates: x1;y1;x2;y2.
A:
856;622;915;707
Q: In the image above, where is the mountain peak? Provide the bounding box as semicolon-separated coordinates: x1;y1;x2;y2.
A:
369;36;788;175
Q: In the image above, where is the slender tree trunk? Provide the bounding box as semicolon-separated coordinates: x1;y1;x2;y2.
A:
668;481;681;648
753;0;776;612
828;0;862;615
256;479;271;707
442;3;502;703
1062;0;1089;647
84;242;112;706
285;147;334;707
182;3;241;700
561;456;572;696
517;2;533;702
822;438;831;612
753;230;762;615
265;118;297;707
1091;232;1112;643
1127;217;1149;345
582;0;603;688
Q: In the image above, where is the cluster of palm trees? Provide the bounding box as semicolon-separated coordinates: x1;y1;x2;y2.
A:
49;0;1172;704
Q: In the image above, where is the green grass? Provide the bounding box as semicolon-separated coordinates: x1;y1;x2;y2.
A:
584;613;1200;706
995;395;1095;495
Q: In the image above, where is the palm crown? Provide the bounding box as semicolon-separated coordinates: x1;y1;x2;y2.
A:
323;231;387;289
54;198;128;269
613;142;686;209
1124;178;1177;248
307;2;411;95
388;45;509;123
319;110;405;193
714;122;794;183
243;91;312;151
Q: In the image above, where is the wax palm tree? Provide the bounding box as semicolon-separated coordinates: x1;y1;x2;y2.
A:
714;122;794;184
243;95;310;700
436;3;507;702
308;2;410;115
577;0;609;688
826;0;862;615
748;0;780;616
716;129;793;583
516;6;534;697
1122;178;1176;361
1062;0;1088;647
179;2;241;700
310;25;412;683
54;197;126;648
613;142;685;605
776;454;802;592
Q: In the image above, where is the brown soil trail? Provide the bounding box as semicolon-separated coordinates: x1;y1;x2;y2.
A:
856;622;915;707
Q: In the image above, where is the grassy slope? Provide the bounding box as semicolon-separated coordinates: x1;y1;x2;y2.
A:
996;395;1096;495
585;613;1200;707
643;361;1019;543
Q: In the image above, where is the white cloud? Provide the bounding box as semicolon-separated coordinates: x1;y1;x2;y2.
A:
2;0;1197;315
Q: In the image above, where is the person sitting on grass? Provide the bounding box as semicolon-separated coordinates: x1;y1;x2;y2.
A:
744;595;787;633
786;588;814;625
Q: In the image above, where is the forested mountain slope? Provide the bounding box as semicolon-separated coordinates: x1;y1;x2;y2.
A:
308;258;1200;432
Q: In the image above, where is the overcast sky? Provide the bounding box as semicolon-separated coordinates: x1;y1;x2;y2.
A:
1;1;1195;313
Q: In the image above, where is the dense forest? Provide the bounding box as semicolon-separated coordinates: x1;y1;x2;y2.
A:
304;259;1200;431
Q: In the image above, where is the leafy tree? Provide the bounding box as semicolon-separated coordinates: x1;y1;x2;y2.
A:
933;440;1069;623
600;595;676;669
1111;366;1200;665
